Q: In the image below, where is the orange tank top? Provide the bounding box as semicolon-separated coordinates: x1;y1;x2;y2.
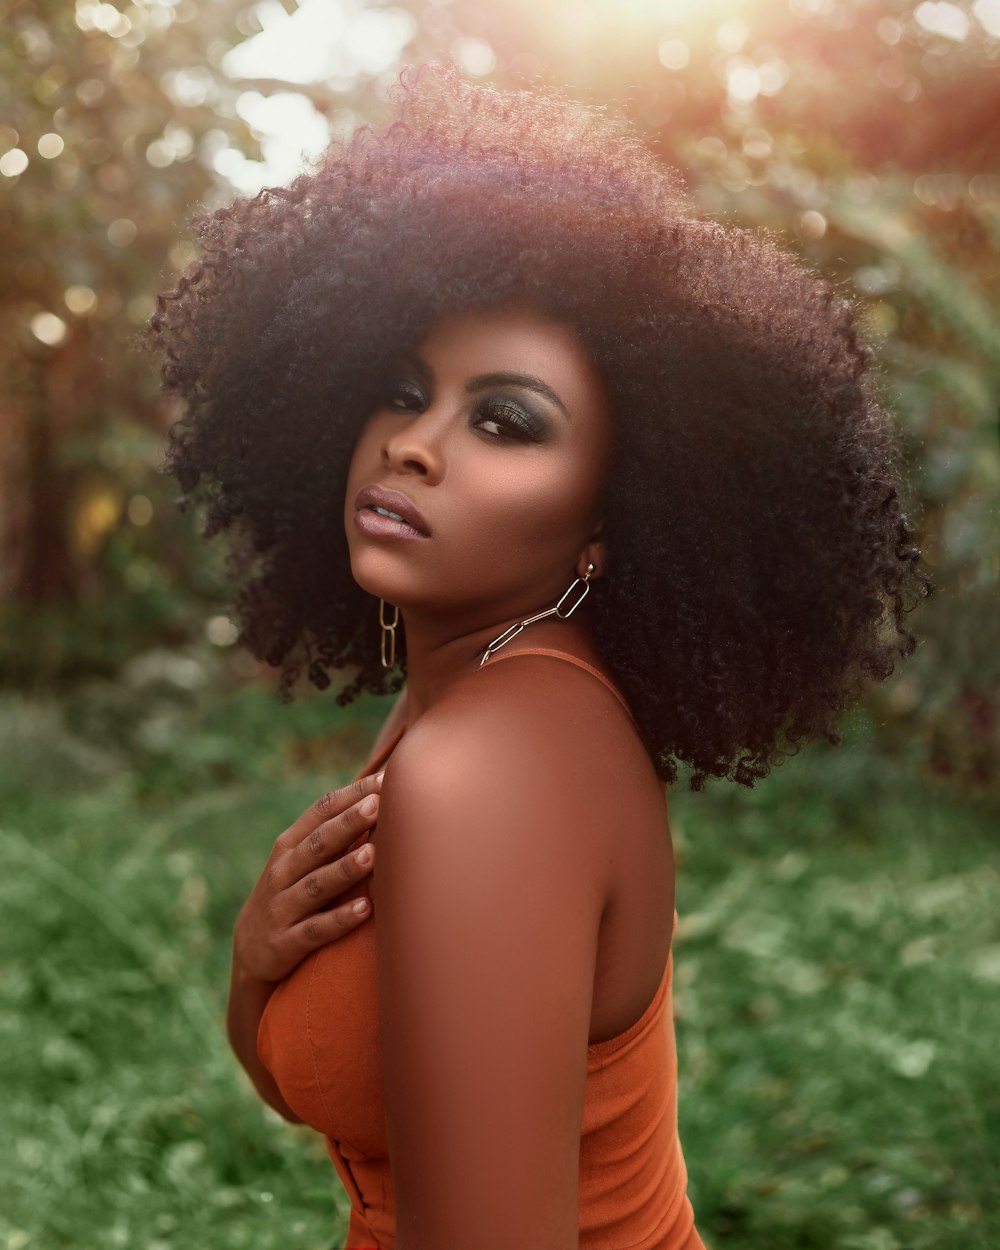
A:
257;647;705;1250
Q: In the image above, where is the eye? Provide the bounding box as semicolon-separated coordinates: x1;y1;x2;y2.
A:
474;397;546;443
386;380;425;412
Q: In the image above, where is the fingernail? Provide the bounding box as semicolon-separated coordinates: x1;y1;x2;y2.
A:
360;795;378;817
375;771;385;785
356;845;373;866
352;898;370;915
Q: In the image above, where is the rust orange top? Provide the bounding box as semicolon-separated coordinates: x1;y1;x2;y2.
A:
258;648;705;1250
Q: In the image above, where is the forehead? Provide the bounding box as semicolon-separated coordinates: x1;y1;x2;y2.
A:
414;304;611;423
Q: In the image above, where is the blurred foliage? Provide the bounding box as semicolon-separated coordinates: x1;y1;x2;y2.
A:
0;0;265;673
1;0;997;787
668;740;1000;1247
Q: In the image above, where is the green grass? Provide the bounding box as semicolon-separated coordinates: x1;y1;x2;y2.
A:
1;677;996;1250
669;734;999;1249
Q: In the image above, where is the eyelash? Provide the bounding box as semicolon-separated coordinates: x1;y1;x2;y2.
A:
386;382;545;444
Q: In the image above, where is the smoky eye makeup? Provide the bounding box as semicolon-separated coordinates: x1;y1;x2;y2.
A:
465;370;571;424
380;337;579;445
473;394;549;442
371;357;426;412
386;378;425;410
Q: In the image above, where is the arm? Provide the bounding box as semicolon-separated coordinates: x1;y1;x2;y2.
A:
374;684;611;1250
227;962;300;1120
227;774;383;1120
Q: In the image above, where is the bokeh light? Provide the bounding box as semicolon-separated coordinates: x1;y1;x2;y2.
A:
127;495;154;526
205;615;241;646
0;148;29;177
30;312;68;346
915;1;971;39
107;218;138;247
64;285;98;315
37;133;65;159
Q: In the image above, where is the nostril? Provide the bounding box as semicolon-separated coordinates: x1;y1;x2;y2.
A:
381;431;441;481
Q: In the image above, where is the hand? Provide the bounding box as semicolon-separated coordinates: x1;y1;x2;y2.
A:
233;773;382;984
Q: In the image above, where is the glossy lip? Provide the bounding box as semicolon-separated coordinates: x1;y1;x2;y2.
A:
354;485;432;537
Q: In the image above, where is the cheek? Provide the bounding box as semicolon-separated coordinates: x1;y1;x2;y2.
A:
463;454;601;555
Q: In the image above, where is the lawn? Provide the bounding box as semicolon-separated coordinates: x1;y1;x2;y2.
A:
1;672;996;1250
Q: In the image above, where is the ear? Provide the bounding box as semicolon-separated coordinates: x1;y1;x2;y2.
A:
577;522;607;581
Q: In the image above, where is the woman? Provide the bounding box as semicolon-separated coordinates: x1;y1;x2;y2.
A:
152;63;929;1250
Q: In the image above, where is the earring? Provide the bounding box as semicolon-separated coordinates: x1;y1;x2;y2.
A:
480;563;595;668
379;599;399;669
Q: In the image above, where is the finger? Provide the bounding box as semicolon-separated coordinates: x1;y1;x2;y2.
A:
291;842;376;919
288;893;374;959
294;793;380;873
267;789;380;893
278;772;384;852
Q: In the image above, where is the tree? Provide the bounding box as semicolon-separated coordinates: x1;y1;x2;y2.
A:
1;0;284;678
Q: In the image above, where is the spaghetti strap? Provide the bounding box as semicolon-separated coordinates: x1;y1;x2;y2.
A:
480;646;636;725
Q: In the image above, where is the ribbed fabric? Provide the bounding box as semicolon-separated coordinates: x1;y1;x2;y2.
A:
258;648;704;1250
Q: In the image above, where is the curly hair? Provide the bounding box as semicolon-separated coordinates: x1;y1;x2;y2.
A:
151;61;930;790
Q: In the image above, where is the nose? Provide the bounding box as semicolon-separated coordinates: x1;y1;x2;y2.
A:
381;410;446;482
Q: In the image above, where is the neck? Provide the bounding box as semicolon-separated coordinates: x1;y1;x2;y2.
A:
397;609;601;726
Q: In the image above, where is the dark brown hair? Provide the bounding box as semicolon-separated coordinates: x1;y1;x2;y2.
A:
151;61;930;789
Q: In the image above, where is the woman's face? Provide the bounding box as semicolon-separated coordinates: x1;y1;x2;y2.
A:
344;303;612;635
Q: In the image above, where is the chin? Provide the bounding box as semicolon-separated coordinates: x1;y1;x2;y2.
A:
346;556;385;600
346;547;409;605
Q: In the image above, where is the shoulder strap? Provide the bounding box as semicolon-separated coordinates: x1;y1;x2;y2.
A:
480;647;636;725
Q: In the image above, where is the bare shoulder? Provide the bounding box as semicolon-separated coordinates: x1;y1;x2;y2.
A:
380;654;661;867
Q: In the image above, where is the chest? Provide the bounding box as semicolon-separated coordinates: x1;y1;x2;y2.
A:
259;914;385;1156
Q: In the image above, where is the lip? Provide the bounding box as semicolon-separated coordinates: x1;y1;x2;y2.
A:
354;485;432;538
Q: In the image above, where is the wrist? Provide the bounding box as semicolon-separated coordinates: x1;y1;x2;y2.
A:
227;952;280;1042
230;929;277;989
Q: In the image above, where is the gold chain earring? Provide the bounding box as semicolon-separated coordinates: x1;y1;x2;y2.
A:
379;599;399;669
479;563;595;667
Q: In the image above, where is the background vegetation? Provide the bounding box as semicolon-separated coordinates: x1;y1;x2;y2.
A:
3;679;997;1249
2;0;997;1246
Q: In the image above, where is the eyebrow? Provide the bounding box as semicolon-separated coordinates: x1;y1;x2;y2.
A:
470;371;571;421
403;353;571;421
